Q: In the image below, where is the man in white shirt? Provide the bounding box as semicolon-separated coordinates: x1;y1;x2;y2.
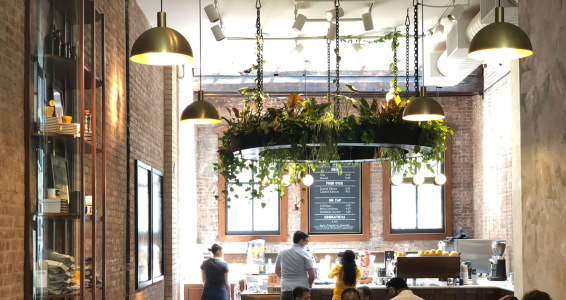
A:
356;249;376;284
386;278;424;300
275;231;316;300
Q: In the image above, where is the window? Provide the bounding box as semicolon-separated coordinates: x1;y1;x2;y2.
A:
383;148;452;241
135;161;164;289
225;166;281;236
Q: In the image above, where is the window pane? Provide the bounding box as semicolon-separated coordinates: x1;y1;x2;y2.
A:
152;174;163;277
417;184;443;229
253;186;280;232
391;184;416;229
136;167;150;283
420;159;441;177
226;184;253;232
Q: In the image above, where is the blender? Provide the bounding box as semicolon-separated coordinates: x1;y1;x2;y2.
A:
488;240;507;281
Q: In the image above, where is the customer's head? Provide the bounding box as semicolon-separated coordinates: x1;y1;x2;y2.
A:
386;277;409;297
523;290;552;300
341;288;360;300
292;286;310;300
339;250;357;286
499;296;518;300
293;231;310;248
357;286;371;300
208;243;223;257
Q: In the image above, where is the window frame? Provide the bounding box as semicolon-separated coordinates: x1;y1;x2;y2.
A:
215;126;288;243
382;145;452;241
135;160;165;290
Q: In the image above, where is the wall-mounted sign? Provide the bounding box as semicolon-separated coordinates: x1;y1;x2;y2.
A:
308;164;362;234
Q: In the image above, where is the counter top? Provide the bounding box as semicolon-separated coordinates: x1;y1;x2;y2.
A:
242;279;514;295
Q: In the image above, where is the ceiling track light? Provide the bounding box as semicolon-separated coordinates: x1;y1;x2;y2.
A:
326;7;344;21
130;1;193;65
293;14;307;31
204;4;220;23
447;4;465;22
362;12;373;31
352;42;363;53
327;23;337;40
211;24;226;41
468;6;533;60
291;43;304;55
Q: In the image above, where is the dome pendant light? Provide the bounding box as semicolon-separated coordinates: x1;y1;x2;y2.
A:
180;0;221;124
403;0;445;122
468;6;533;60
131;0;194;65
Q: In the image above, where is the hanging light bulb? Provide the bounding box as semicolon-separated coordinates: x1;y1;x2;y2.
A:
412;174;425;186
293;14;307;32
302;174;314;187
434;174;447;186
403;87;445;121
261;176;270;186
180;0;221;124
131;0;193;66
390;174;404;186
281;175;291;186
434;22;445;41
468;7;533;60
291;44;304;56
326;7;344;21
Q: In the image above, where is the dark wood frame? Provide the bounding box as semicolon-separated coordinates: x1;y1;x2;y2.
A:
214;126;288;243
24;0;107;299
301;163;371;242
382;143;452;241
135;160;165;289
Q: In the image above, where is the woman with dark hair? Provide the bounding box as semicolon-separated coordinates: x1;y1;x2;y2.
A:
201;243;230;300
329;250;361;300
522;290;553;300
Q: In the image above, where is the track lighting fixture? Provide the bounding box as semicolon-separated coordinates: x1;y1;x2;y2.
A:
211;24;226;41
204;4;220;23
326;7;344;21
291;43;304;56
352;42;363;53
362;12;373;31
292;14;307;32
327;23;337;40
447;4;465;22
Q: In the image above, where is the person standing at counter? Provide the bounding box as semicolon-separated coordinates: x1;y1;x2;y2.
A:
385;278;423;300
275;231;316;300
328;250;361;300
356;249;375;284
201;243;230;300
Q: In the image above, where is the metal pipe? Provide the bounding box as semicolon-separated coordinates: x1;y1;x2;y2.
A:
306;18;362;22
227;35;386;41
294;0;374;2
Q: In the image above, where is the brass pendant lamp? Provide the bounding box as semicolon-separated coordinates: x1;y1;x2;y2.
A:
130;0;194;65
180;0;221;124
403;0;445;122
468;5;533;60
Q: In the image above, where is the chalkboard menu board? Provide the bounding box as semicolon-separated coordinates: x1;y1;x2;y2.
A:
308;164;362;234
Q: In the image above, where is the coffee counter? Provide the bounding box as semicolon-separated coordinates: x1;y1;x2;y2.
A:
241;281;514;300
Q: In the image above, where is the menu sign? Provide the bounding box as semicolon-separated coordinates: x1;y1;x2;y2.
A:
308;164;362;234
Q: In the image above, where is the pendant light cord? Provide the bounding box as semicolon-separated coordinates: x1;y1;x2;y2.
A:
199;0;202;90
161;0;163;12
422;0;424;88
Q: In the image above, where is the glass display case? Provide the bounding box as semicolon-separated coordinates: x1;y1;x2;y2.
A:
24;0;106;299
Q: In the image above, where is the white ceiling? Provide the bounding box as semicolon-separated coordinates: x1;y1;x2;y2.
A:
137;0;479;73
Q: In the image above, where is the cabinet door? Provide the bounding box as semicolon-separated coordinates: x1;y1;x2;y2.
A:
482;289;500;300
413;289;440;300
439;289;461;300
499;290;514;298
461;288;482;300
319;289;334;300
375;289;392;300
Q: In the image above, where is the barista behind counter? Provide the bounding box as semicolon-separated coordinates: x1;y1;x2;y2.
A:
357;249;376;284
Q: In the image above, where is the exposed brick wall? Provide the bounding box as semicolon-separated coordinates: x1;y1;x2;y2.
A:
195;94;474;253
472;62;514;273
128;0;165;298
0;0;25;299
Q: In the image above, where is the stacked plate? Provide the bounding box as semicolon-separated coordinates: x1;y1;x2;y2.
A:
41;117;60;134
60;123;80;136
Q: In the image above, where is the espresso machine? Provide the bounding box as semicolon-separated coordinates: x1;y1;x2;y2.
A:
488;240;507;281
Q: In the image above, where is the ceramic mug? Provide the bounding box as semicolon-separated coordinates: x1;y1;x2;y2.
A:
62;116;72;123
47;188;60;199
45;107;54;117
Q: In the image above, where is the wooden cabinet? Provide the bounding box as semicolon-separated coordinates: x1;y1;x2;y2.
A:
439;289;461;300
499;290;514;298
318;289;334;300
461;288;482;300
414;289;440;300
482;289;500;300
374;288;392;300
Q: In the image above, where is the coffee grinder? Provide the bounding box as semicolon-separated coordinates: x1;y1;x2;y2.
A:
488;240;507;281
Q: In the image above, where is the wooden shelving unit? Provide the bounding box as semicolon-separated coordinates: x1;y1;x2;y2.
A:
24;0;107;299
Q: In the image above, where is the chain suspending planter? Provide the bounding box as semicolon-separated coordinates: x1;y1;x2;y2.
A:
215;0;452;205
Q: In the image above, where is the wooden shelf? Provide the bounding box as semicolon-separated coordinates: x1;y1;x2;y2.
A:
35;213;79;219
32;131;78;139
85;139;102;153
31;54;102;89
